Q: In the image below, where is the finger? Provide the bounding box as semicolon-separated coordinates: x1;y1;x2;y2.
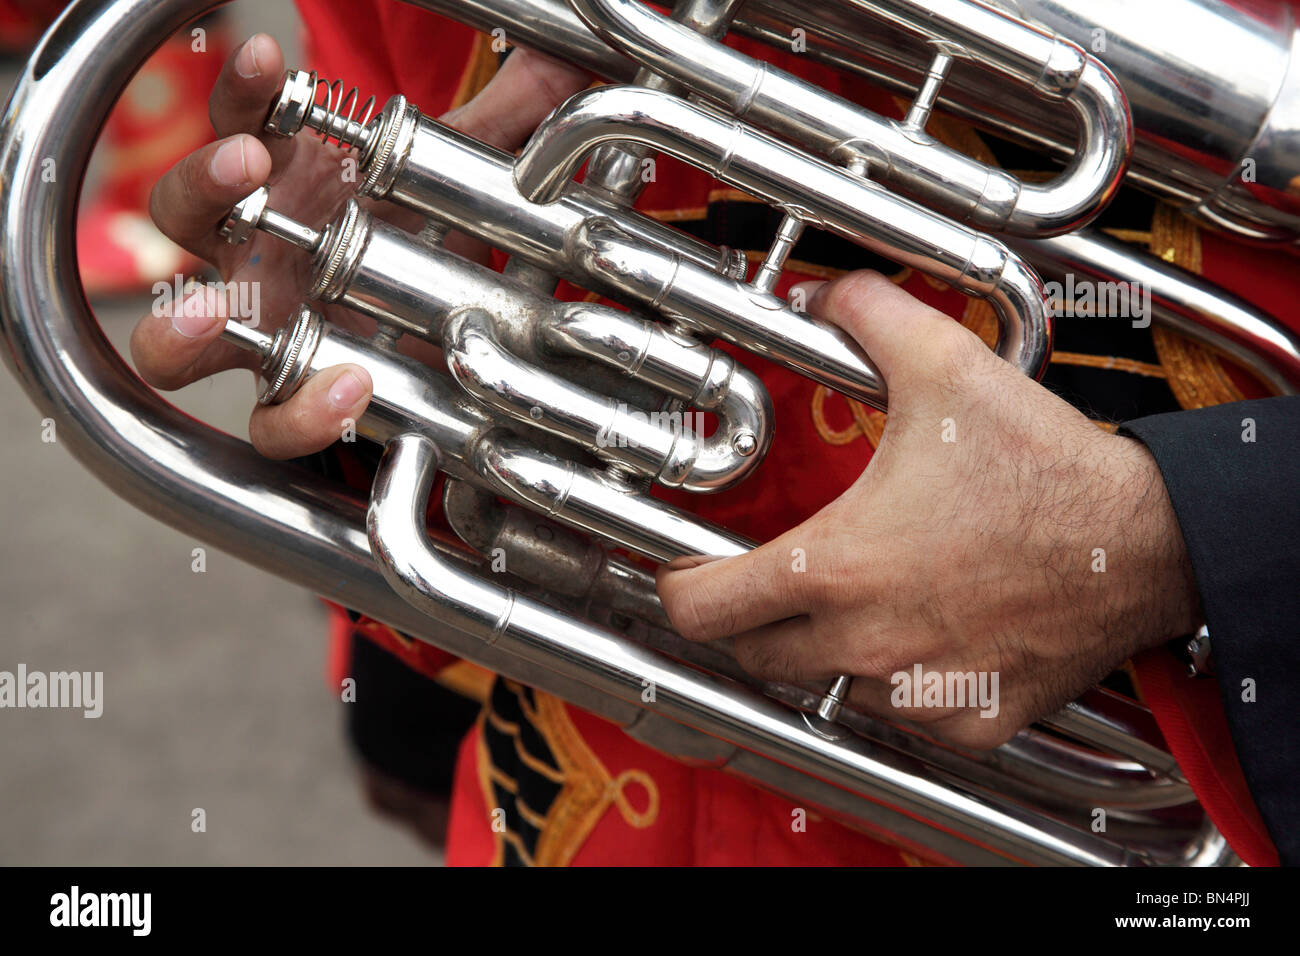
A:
656;536;813;643
130;285;257;391
844;663;1006;730
845;677;954;726
733;616;835;684
922;711;1018;751
792;271;968;389
248;365;372;460
442;47;590;151
209;34;286;141
149;134;273;264
732;620;950;726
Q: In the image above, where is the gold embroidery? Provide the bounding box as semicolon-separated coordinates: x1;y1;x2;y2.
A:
1101;228;1154;245
610;769;661;829
810;385;885;448
514;795;551;830
962;290;1168;380
509;729;567;785
706;186;762;205
435;660;494;703
499;827;537;866
1050;351;1168;378
487;763;519;794
529;689;661;866
474;709;504;867
640;187;761;225
961;297;1000;349
475;681;661;866
486;707;521;737
350;615;415;650
1148;205;1250;407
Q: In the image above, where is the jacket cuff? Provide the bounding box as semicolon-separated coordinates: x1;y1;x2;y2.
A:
1121;396;1300;864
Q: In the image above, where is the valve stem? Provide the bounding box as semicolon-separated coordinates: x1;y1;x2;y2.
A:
220;318;272;358
220;186;322;251
817;675;853;723
752;213;805;294
260;208;321;251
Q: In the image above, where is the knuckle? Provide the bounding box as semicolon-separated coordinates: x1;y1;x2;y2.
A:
246;417;274;458
799;546;855;606
735;636;801;682
844;632;916;682
853;647;906;682
928;322;995;385
943;718;1015;751
778;528;845;603
818;270;894;320
285;397;324;443
662;575;729;642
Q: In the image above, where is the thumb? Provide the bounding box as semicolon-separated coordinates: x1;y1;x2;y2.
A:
656;531;814;643
793;271;972;393
248;364;372;460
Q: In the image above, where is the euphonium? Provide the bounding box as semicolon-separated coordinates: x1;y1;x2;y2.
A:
4;0;1299;866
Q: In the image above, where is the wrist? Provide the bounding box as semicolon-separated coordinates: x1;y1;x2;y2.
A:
1111;434;1203;649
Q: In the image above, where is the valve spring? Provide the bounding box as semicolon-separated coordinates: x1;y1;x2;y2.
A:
308;72;376;153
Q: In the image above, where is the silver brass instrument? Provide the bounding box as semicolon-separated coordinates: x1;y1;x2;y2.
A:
5;0;1300;866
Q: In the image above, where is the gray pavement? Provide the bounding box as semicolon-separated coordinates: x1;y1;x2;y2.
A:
0;1;440;866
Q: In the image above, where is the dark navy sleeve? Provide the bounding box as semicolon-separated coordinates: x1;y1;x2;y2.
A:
1121;396;1300;865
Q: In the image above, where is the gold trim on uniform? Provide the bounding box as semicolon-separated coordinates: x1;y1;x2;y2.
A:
475;682;661;866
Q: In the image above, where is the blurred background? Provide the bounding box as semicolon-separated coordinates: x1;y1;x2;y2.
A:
0;0;439;865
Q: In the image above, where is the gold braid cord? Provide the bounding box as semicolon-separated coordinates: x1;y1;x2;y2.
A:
476;682;660;866
1147;205;1246;408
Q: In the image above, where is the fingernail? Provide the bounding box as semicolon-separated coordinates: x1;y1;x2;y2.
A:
664;554;723;571
171;290;221;338
210;138;249;187
235;36;263;78
328;370;368;409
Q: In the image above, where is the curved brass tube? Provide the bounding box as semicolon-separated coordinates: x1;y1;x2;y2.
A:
514;85;1053;383
444;307;772;491
0;0;1252;867
565;0;1131;235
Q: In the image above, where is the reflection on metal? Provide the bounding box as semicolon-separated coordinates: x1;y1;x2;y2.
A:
4;0;1292;865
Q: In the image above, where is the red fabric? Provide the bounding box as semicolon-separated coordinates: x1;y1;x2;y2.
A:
296;0;484;118
325;600;353;689
0;0;67;50
446;710;911;866
299;0;1290;866
1132;651;1279;867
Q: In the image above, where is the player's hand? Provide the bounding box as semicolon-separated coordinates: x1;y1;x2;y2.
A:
657;272;1201;749
130;34;589;458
